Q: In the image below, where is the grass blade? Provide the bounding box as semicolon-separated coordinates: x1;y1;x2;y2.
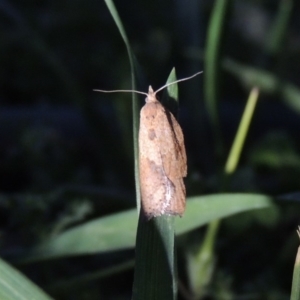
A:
24;194;274;261
187;219;218;298
204;0;231;158
132;215;176;300
225;87;259;174
291;229;300;300
104;0;141;212
223;58;300;114
0;257;54;300
265;0;293;56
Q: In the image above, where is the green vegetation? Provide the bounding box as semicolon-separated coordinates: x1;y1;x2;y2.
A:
0;0;300;299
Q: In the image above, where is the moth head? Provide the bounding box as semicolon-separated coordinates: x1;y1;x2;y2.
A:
146;86;157;103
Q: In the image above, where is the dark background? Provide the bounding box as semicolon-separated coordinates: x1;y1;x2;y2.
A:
1;0;300;299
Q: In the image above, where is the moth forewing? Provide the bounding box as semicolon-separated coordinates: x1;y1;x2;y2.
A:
138;87;187;219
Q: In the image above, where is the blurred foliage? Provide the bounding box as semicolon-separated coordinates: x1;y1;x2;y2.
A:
0;0;300;299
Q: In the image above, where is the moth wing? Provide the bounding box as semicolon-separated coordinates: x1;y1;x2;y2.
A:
156;106;187;181
155;105;187;216
168;178;185;215
138;101;187;218
139;103;166;218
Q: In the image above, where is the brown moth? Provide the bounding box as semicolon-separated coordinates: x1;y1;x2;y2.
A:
138;86;187;218
94;71;202;219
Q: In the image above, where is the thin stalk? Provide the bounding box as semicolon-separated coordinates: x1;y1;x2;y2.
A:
104;0;141;212
225;87;260;174
291;228;300;300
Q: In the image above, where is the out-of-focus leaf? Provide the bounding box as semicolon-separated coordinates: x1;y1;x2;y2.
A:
0;257;54;300
223;58;300;114
25;194;274;261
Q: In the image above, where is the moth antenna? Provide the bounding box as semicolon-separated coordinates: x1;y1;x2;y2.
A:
93;89;148;97
154;71;203;95
93;70;202;96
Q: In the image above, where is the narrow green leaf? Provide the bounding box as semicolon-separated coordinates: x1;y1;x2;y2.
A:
291;232;300;300
223;58;300;114
26;194;273;261
175;194;273;235
0;257;54;300
187;220;218;298
104;0;141;212
132;215;176;300
225;87;259;174
165;68;178;101
265;0;293;55
204;0;231;157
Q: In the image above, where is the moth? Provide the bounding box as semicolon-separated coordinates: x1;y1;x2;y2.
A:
138;86;186;218
94;71;202;219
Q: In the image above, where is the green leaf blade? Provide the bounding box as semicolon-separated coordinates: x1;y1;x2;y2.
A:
25;194;274;262
0;258;54;300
